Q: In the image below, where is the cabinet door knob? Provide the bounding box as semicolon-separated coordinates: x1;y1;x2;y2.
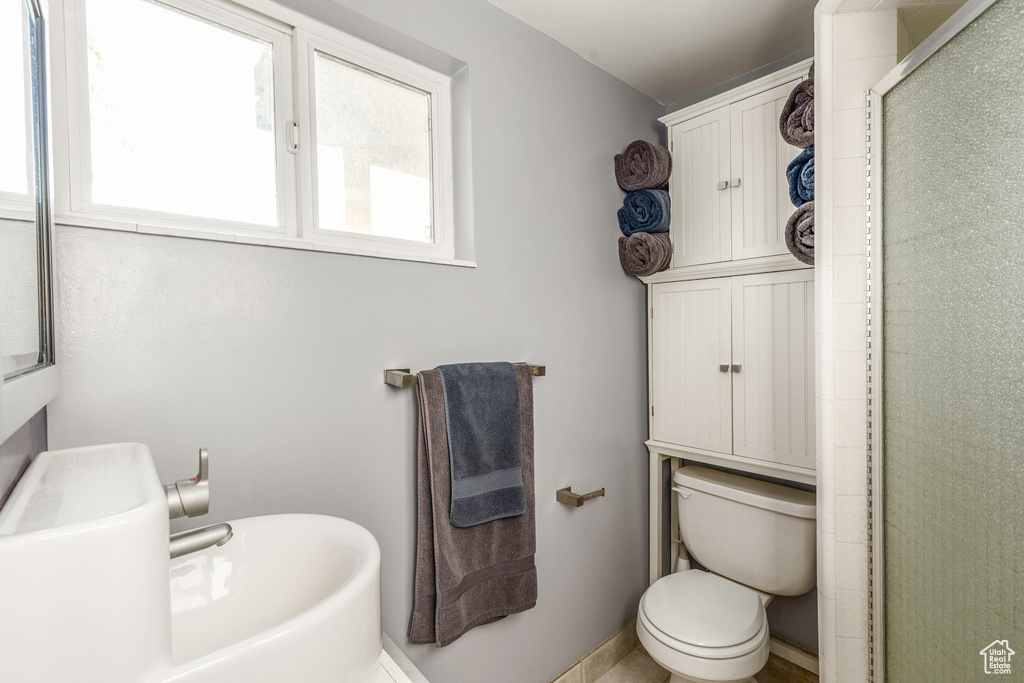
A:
731;364;742;373
730;178;742;187
716;180;729;190
719;364;730;373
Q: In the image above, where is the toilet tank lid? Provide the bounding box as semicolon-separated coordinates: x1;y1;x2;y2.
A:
674;466;815;519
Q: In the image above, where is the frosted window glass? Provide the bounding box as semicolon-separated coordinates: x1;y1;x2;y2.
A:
0;0;31;199
84;0;279;226
313;50;433;243
881;0;1024;679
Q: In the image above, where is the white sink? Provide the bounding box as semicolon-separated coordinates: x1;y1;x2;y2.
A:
0;444;383;683
165;514;381;683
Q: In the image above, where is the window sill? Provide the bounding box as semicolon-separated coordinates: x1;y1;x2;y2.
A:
55;215;477;268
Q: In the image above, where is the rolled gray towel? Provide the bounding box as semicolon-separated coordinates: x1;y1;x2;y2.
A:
780;79;814;148
618;232;672;277
614;140;672;192
785;201;814;265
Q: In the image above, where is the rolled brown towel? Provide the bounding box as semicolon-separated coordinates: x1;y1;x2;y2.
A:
785;201;814;265
614;140;672;192
780;79;814;148
618;232;673;277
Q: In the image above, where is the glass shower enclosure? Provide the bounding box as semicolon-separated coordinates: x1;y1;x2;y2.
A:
869;0;1024;679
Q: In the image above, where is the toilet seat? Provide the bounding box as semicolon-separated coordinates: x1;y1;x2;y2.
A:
638;570;768;659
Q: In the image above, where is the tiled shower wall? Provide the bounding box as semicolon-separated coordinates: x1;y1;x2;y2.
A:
814;4;898;681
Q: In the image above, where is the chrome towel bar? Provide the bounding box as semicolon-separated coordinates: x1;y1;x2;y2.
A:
383;365;546;388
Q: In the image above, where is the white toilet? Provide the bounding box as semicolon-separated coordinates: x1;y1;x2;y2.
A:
636;466;816;683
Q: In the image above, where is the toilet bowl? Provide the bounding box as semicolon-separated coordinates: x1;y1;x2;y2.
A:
637;467;817;683
636;570;768;683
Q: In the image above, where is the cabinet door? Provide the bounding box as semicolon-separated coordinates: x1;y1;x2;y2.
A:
731;270;815;468
729;80;804;260
651;279;732;453
669;107;732;267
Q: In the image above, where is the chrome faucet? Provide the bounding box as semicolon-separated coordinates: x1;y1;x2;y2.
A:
169;523;233;559
165;447;210;519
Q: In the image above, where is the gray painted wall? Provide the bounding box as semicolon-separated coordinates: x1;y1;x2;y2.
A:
46;0;663;681
0;409;46;510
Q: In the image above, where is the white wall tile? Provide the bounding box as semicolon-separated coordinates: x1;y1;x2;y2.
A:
834;57;898;110
836;494;868;544
834;9;898;58
837;590;868;638
834;206;867;255
816;397;832;468
834;399;867;448
834;157;867;208
819;529;838;600
818;398;836;464
834;109;867;160
819;464;836;534
818;593;837;665
836;541;868;593
835;446;868;495
834;255;867;304
834;303;866;353
834;352;866;400
837;637;869;681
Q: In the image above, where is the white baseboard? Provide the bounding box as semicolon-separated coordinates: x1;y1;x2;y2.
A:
381;632;430;683
769;636;819;675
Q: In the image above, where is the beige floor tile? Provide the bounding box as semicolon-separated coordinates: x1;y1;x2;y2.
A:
754;653;820;683
592;650;669;683
581;624;635;682
551;663;582;683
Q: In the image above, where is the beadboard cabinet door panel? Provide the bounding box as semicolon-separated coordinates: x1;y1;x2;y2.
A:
731;270;815;469
729;80;804;261
651;279;732;453
670;107;732;267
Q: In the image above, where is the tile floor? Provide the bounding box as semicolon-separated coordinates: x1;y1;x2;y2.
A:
591;650;820;683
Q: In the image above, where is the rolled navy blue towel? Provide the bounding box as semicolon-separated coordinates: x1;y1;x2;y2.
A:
617;189;670;236
786;146;814;207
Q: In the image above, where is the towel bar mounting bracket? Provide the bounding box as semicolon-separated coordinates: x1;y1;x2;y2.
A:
556;486;605;508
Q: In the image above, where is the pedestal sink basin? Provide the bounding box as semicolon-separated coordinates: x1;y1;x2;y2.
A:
165;514;381;683
0;444;383;683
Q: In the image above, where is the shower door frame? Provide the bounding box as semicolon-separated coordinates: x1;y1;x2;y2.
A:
866;0;1001;679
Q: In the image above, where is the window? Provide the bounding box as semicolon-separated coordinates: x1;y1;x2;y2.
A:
296;30;451;258
0;0;33;209
54;0;458;263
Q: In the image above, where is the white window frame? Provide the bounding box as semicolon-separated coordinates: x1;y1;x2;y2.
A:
295;28;454;260
48;0;462;265
54;0;298;238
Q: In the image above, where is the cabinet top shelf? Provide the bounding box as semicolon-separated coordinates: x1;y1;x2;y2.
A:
659;57;813;128
639;254;811;285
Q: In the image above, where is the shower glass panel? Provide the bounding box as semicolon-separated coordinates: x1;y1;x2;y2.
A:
878;0;1024;679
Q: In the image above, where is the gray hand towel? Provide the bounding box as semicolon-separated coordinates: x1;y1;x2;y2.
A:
409;364;537;647
437;362;525;527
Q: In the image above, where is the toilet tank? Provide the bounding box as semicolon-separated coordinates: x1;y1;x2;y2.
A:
674;466;816;596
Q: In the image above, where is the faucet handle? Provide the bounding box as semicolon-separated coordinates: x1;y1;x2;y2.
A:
166;448;210;519
194;447;208;484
